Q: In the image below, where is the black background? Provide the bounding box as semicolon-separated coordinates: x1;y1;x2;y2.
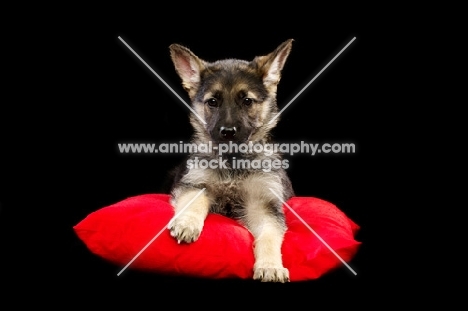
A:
1;11;406;304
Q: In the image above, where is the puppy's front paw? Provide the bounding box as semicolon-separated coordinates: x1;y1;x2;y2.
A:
168;213;204;243
253;264;290;283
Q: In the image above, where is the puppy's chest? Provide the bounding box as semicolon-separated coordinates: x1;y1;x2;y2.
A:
208;176;245;217
211;177;243;200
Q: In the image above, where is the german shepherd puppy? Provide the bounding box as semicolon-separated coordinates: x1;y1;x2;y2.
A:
168;40;295;282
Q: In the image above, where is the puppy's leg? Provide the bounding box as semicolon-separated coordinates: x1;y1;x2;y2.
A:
242;177;289;282
249;212;289;282
168;187;211;243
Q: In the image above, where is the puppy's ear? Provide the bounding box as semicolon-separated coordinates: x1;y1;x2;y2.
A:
253;39;293;89
169;44;206;99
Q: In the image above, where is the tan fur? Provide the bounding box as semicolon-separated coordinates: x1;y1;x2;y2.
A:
169;189;212;243
252;221;289;282
240;174;289;282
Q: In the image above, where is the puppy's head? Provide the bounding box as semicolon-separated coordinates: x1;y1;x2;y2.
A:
170;40;293;144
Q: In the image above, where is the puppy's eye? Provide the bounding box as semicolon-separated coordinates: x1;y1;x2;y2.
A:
243;98;253;107
206;98;219;107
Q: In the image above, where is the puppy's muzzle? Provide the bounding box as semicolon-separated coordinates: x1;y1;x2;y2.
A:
220;126;237;140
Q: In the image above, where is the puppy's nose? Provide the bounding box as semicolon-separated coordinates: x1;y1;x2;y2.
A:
220;126;237;139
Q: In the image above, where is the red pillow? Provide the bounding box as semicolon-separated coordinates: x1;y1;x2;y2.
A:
74;194;360;281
